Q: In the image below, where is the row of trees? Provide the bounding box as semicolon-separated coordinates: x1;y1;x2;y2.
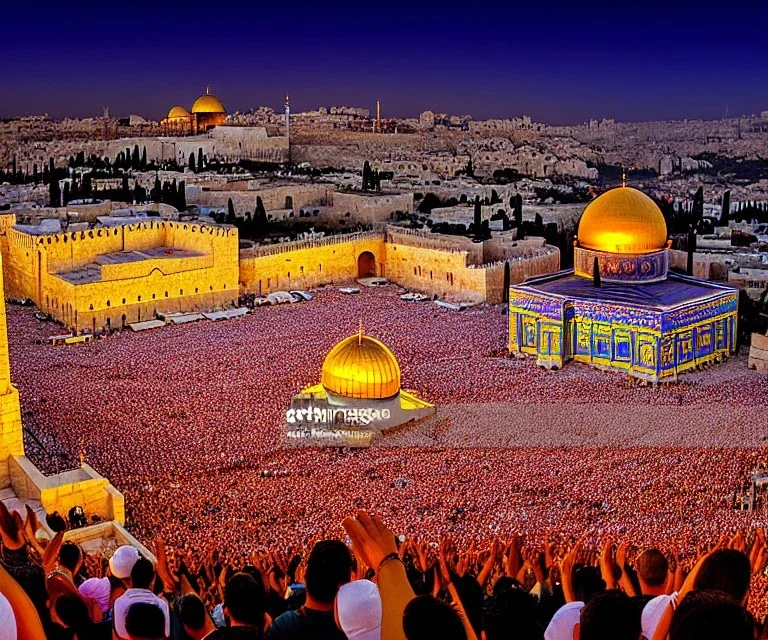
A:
50;173;186;211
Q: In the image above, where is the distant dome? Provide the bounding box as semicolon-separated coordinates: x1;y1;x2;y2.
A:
577;187;668;255
191;93;226;115
321;332;401;400
166;105;191;119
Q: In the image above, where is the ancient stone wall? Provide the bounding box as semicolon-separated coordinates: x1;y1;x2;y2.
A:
189;183;334;214
332;192;414;223
0;216;239;332
239;232;385;293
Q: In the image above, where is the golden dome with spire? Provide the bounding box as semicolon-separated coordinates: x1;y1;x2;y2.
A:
577;187;668;255
167;105;191;120
321;331;401;400
191;90;226;115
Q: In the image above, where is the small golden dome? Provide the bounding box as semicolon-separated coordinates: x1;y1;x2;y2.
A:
577;187;668;254
167;105;191;120
191;93;226;114
321;332;401;400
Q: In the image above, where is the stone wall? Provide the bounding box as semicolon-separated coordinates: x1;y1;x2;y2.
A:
749;332;768;372
332;192;414;223
0;215;239;332
189;183;334;214
239;232;386;293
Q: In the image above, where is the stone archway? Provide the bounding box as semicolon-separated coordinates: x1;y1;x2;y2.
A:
357;251;376;278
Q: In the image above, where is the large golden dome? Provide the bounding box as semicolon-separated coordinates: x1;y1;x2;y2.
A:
167;105;191;120
191;92;226;114
577;187;668;254
321;332;401;400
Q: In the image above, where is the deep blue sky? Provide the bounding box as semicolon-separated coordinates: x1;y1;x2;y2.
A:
2;0;766;124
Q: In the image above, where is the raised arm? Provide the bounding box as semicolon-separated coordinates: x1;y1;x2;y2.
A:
343;511;415;640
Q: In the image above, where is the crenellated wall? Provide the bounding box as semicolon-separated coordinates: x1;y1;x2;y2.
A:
239;232;386;293
0;215;239;332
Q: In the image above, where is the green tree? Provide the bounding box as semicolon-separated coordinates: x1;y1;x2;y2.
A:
227;198;235;221
473;196;482;238
49;178;61;207
197;148;204;172
141;147;147;169
177;180;186;211
189;153;196;173
362;161;372;190
151;177;161;202
254;196;268;237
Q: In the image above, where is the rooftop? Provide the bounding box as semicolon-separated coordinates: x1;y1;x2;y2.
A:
55;247;203;284
517;270;735;310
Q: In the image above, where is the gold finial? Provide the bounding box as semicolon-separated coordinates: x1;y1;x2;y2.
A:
621;169;627;188
285;92;290;106
206;84;210;95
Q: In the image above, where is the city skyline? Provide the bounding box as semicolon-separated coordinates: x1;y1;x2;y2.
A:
2;0;767;123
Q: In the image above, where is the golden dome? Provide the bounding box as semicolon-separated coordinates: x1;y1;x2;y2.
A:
577;187;668;254
191;92;226;114
321;332;401;400
167;105;191;120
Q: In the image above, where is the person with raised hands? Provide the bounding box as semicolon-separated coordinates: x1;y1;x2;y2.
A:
342;511;415;640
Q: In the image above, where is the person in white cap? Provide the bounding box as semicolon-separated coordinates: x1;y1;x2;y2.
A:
110;545;140;583
334;579;382;640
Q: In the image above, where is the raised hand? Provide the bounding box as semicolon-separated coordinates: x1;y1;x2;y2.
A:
341;510;399;573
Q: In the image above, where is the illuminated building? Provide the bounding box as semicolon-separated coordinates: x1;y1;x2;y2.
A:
161;88;227;135
508;186;738;381
286;328;434;446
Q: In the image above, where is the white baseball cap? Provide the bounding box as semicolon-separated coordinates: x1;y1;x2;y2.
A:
109;545;140;580
336;580;382;640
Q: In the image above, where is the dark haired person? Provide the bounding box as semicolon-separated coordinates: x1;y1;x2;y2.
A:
125;602;167;640
51;593;111;640
177;593;215;640
113;558;170;640
402;596;466;640
207;572;267;639
575;590;641;640
668;589;754;640
266;540;351;640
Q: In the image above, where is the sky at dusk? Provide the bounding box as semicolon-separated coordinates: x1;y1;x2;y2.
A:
1;0;767;124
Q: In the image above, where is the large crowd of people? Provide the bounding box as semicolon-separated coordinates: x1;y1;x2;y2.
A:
3;285;768;633
2;505;768;639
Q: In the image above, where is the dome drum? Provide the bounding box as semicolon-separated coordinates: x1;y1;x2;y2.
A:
574;246;669;284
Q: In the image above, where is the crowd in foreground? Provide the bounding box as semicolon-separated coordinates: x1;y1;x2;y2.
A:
3;287;768;636
1;503;766;640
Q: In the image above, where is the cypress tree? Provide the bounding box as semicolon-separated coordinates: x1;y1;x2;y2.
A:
687;186;704;275
49;179;61;207
514;194;523;227
503;261;510;303
197;148;204;172
49;158;55;179
141;147;147;169
227;198;235;219
719;189;731;227
362;161;371;190
593;257;601;287
32;163;38;183
151;177;161;202
122;176;130;201
189;153;196;172
473;196;482;237
177;180;186;211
